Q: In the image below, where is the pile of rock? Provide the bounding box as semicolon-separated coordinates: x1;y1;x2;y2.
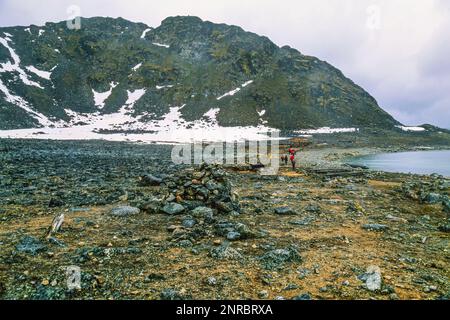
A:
401;178;449;212
140;163;240;215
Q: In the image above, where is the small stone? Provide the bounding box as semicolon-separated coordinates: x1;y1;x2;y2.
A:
210;242;242;260
258;290;269;299
165;194;176;202
304;203;321;213
274;207;297;215
182;218;197;228
109;206;140;217
216;201;234;213
162;203;185;215
359;265;382;291
140;174;163;186
292;293;312;300
178;240;193;248
48;198;64;208
226;231;241;241
389;293;399;300
259;246;302;271
362;224;389;232
438;224;450;233
206;276;217;286
422;193;442;204
41;279;49;286
167;225;180;232
191;206;214;219
160;288;183;300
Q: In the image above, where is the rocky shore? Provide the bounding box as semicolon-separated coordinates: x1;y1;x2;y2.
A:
0;139;449;300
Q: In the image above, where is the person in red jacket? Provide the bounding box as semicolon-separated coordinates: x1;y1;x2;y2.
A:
288;145;297;170
290;153;296;170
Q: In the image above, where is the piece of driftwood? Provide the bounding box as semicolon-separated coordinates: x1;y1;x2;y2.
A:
46;213;65;239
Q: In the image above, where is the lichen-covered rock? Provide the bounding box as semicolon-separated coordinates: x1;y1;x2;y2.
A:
274;207;297;215
109;206;140;217
162;203;185;215
210;242;243;260
259;246;302;270
358;265;382;291
16;236;47;255
362;223;389;232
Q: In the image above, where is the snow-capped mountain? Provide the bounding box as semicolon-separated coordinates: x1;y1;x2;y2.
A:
0;16;402;141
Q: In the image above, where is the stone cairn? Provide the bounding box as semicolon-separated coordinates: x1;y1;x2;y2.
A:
139;163;240;215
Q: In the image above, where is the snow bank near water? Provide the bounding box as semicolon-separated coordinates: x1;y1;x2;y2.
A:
295;127;359;134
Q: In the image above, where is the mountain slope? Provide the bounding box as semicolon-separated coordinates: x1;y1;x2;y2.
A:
0;16;400;131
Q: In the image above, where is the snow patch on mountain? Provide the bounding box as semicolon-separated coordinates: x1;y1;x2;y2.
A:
0;78;52;126
26;66;52;80
396;125;426;132
156;84;174;90
153;42;170;48
140;28;152;39
0;36;44;89
132;63;142;71
295;127;359;134
0;100;278;143
92;82;118;109
125;89;146;106
217;80;253;100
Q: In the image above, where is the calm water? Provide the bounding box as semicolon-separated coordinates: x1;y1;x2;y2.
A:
349;150;450;177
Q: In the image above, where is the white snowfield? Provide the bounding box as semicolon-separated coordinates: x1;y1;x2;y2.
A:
92;82;118;109
0;79;53;126
153;42;170;48
125;89;146;106
25;66;52;80
0;109;279;144
132;63;142;71
140;28;152;39
156;84;174;90
396;125;426;132
217;80;253;100
295;127;359;134
0;36;44;89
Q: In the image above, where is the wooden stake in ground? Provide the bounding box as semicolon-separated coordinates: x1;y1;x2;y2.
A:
46;213;64;239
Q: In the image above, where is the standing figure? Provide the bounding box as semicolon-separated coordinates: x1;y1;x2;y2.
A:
290;153;296;170
288;145;297;170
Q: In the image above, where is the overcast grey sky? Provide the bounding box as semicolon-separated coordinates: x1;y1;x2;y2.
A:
1;0;449;128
